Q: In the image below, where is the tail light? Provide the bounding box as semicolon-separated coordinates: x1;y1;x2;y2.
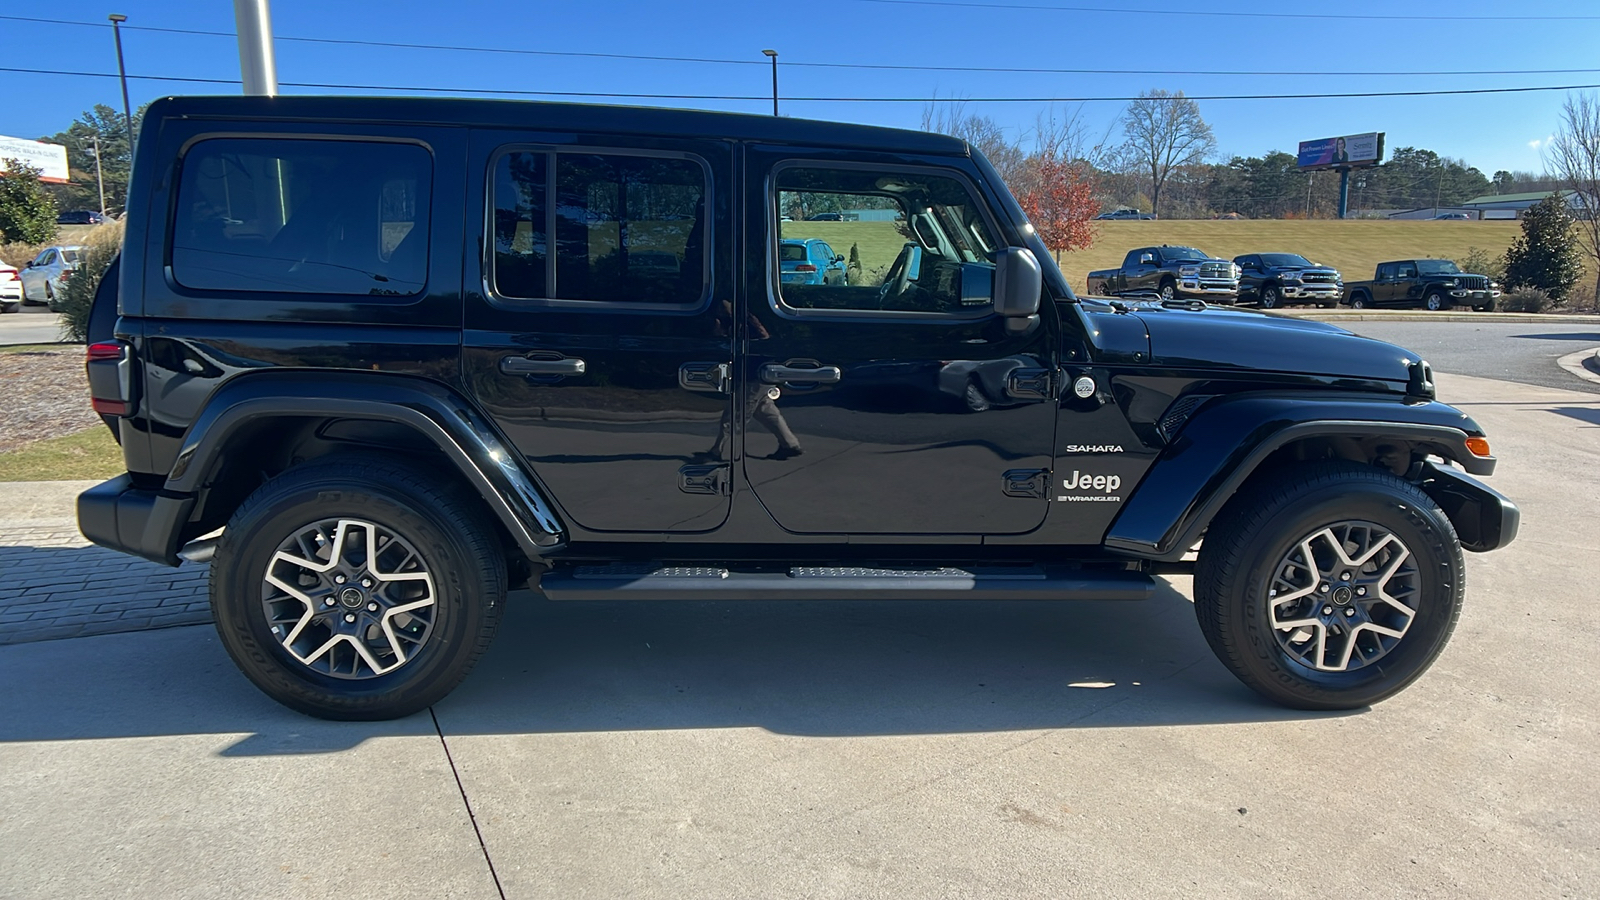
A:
794;264;817;272
86;340;135;417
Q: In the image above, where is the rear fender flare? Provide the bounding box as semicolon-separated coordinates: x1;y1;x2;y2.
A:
165;371;564;558
1105;392;1491;561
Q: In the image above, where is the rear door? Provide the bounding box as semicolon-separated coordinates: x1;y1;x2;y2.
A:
460;132;735;534
740;148;1058;535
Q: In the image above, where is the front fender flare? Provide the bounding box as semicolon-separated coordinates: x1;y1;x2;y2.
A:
165;371;564;558
1105;392;1492;561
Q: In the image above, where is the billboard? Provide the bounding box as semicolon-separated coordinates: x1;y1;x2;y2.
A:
0;135;70;183
1298;132;1384;170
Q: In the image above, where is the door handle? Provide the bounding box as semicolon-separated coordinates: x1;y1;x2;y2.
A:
760;363;842;385
500;355;586;376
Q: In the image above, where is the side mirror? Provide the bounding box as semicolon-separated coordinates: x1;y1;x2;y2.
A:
832;255;845;264
1139;253;1154;265
993;247;1042;318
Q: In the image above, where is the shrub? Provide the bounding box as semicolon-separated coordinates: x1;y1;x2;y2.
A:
54;221;123;343
1499;286;1551;313
0;159;59;244
1503;195;1583;301
0;240;50;271
1455;246;1506;286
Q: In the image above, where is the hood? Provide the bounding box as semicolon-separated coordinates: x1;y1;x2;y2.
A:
1125;303;1419;385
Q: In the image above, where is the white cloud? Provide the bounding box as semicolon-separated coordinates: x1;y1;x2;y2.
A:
1529;139;1542;149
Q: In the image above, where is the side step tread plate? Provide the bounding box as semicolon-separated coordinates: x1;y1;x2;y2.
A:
541;565;1153;602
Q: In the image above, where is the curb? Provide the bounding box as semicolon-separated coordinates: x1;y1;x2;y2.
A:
1556;347;1600;386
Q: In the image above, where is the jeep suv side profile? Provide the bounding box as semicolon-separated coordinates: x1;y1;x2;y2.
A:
79;96;1517;720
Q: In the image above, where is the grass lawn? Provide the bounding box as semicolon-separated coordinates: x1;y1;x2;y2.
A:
1056;219;1525;292
777;218;1538;295
0;427;124;482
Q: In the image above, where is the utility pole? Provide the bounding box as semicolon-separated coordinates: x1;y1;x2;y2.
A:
108;15;134;152
91;133;106;216
233;0;279;96
762;49;778;116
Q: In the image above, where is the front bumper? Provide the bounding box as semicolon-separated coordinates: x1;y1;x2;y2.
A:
1416;461;1519;552
78;474;195;567
1281;283;1341;299
1449;288;1501;302
1178;278;1239;297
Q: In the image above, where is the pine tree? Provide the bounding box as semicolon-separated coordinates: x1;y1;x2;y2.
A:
1503;194;1583;302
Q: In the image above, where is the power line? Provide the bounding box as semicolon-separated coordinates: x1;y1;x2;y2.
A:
2;13;1597;79
850;0;1600;21
6;65;1599;104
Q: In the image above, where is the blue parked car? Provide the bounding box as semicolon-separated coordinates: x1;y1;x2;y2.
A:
779;238;847;285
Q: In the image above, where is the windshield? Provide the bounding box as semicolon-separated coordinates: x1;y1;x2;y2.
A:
1164;247;1209;262
1416;260;1462;275
1260;253;1312;267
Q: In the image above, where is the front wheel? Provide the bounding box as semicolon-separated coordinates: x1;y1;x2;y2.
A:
1194;462;1464;710
1259;285;1281;308
1158;280;1177;302
1425;290;1446;311
210;455;507;720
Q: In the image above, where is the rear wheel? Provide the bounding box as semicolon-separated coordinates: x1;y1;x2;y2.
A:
1349;294;1367;309
1194;462;1464;710
0;300;17;314
210;455;507;720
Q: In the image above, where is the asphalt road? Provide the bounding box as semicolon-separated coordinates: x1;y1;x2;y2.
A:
1340;319;1600;394
0;306;66;346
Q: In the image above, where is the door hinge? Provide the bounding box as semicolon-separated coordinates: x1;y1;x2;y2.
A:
1005;367;1058;401
1002;468;1049;499
679;362;731;393
678;463;731;496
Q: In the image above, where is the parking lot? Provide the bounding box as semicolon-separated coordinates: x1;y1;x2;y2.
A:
1;367;1596;899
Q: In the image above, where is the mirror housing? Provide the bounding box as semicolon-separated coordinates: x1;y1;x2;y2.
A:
993;247;1042;318
1139;253;1154;265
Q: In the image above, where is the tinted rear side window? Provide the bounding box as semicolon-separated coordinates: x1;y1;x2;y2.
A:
492;150;707;306
172;138;432;296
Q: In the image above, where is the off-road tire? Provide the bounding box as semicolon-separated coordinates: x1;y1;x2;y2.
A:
1349;294;1367;309
1159;279;1177;302
1194;461;1464;710
1425;290;1447;311
210;454;507;720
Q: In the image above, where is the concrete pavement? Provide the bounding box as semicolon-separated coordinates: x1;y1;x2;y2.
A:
0;306;67;346
0;371;1596;898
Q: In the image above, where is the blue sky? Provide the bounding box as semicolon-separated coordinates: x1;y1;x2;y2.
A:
4;0;1598;175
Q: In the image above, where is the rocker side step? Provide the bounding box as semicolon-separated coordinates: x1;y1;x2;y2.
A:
538;564;1154;602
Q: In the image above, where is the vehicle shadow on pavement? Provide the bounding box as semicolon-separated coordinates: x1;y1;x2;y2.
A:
1509;332;1600;341
0;579;1348;755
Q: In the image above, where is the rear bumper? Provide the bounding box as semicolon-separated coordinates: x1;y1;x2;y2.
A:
1417;462;1519;552
77;474;195;567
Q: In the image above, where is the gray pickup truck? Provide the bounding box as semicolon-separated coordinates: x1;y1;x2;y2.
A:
1087;245;1240;303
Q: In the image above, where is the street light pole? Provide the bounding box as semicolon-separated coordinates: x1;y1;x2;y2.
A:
108;15;134;153
91;133;106;216
762;49;778;116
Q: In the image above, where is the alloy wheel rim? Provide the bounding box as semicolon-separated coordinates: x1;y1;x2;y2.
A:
261;517;437;679
1265;520;1419;672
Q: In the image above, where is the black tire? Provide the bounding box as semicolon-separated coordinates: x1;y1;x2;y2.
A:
0;300;17;314
1194;461;1464;710
962;378;991;413
1349;294;1367;309
1259;285;1280;309
1424;290;1446;311
1158;279;1177;302
210;454;507;720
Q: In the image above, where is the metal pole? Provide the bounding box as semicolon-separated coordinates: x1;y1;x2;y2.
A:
762;49;778;116
92;133;106;216
233;0;280;96
1338;167;1350;219
108;15;134;152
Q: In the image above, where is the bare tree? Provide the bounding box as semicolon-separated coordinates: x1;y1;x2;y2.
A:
1119;89;1216;219
921;98;1028;195
1547;92;1600;307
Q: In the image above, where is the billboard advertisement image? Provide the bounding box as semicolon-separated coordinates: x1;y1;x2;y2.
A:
1298;132;1384;170
0;135;70;183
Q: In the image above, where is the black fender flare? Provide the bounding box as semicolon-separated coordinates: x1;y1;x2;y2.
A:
1104;392;1494;561
165;370;564;558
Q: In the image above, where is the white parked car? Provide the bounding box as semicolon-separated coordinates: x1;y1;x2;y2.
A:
0;258;22;313
20;245;84;309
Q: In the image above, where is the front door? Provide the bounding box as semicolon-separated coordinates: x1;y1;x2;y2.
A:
461;133;735;533
740;150;1057;535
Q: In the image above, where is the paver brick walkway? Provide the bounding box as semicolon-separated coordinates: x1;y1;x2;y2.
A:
0;520;209;645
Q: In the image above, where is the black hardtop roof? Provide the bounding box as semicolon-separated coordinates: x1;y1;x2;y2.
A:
146;95;970;155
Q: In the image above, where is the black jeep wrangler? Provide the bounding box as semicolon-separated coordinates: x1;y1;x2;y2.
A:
79;96;1518;720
